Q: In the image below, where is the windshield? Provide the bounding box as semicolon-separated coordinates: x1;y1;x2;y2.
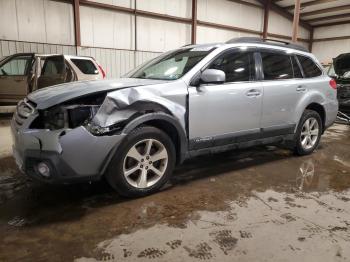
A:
127;47;215;80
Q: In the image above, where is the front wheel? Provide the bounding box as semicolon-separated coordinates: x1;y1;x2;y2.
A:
294;110;322;156
106;126;176;197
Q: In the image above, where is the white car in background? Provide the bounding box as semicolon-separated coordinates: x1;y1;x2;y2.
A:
0;53;106;106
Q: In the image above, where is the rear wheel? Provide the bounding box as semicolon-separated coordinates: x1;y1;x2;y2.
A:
106;126;176;197
294;110;322;155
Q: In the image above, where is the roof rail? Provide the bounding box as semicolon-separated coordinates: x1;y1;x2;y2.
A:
226;37;308;52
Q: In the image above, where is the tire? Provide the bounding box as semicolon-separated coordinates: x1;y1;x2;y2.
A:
106;126;176;197
294;109;322;156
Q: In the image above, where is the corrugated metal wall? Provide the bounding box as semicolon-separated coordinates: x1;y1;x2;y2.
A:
0;0;312;79
0;40;77;57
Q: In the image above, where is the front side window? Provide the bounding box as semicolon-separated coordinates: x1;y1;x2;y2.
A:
208;51;255;82
297;55;322;78
0;55;32;76
128;47;215;80
261;52;294;80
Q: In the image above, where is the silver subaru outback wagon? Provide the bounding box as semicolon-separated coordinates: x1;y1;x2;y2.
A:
11;37;338;197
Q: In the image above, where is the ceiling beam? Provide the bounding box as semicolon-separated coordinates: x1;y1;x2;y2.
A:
313;20;350;27
307;13;350;23
191;0;197;44
285;0;339;11
256;0;312;30
263;0;271;39
292;0;302;42
301;4;350;17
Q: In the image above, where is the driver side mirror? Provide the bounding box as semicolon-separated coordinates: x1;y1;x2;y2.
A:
200;69;225;84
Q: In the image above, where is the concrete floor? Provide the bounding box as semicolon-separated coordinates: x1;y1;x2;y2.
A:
0;117;349;262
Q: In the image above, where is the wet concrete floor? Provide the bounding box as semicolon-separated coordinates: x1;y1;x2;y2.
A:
0;118;350;261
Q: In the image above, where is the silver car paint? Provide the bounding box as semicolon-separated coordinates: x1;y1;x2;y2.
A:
12;42;338;180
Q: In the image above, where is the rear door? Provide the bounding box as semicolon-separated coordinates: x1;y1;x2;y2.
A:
0;54;33;104
259;50;303;136
37;55;73;89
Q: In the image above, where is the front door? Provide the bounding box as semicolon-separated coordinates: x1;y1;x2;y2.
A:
188;48;263;149
0;54;33;104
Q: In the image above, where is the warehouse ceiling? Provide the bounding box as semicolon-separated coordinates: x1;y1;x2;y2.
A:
274;0;350;27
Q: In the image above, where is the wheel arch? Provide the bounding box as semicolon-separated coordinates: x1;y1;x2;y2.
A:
122;112;188;164
305;103;326;132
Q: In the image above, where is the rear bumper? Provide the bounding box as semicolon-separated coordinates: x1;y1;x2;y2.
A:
11;118;126;184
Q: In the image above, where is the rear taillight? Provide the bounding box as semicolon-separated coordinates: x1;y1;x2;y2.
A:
329;79;337;89
97;63;106;79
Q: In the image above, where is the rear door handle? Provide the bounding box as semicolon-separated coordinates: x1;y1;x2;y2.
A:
246;89;261;97
296;85;307;92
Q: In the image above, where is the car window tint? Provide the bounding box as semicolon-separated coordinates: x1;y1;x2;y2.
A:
297;55;322;78
0;56;31;76
71;59;98;74
292;56;303;78
209;51;254;82
42;57;65;76
261;52;293;80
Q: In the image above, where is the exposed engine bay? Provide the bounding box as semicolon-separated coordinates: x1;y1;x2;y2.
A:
30;93;106;130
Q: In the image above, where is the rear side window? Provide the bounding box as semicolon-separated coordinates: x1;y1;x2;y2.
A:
71;59;98;74
261;52;293;80
297;55;322;78
208;51;255;82
42;56;65;76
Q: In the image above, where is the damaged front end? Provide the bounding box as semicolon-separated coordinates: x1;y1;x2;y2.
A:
12;83;187;184
11;93;127;183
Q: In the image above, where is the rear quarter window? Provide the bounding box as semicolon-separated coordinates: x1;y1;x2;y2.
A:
71;59;98;75
297;55;322;78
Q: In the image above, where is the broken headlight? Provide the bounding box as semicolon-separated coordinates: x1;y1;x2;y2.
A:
30;105;100;130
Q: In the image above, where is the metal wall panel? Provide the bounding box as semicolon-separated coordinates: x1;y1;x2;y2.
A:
137;16;191;52
314;24;350;39
196;26;259;44
0;0;75;45
80;6;135;49
268;11;310;39
197;0;263;31
312;25;350;64
136;0;191;18
313;41;350;64
77;47;160;78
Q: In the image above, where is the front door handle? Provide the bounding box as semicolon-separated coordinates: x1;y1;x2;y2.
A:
296;85;307;92
246;89;261;97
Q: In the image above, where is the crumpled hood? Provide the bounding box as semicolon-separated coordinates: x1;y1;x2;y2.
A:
28;78;168;109
333;53;350;77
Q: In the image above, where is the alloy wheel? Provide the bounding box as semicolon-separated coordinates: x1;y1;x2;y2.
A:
300;117;319;150
123;139;168;189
